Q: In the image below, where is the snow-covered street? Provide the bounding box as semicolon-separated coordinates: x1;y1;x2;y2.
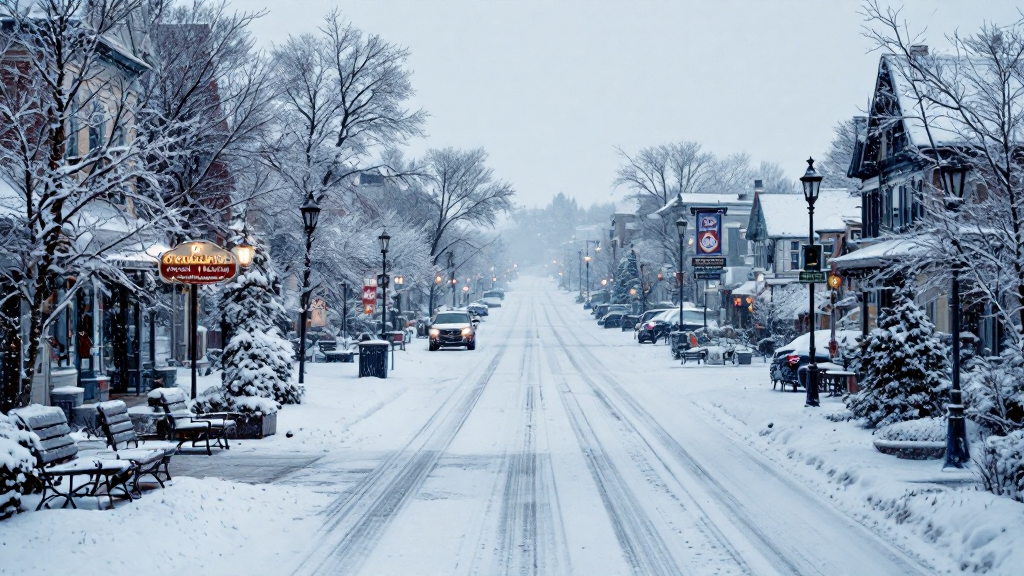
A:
8;277;1022;576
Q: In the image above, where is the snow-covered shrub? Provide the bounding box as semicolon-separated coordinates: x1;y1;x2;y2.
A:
976;430;1024;502
846;283;949;428
0;414;37;520
963;350;1024;436
200;231;302;414
875;416;945;442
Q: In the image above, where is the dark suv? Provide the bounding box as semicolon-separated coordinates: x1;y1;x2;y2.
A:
428;310;477;351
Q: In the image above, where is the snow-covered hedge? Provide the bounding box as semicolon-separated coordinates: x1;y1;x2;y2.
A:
875;417;946;442
977;430;1024;503
0;413;37;520
963;351;1024;436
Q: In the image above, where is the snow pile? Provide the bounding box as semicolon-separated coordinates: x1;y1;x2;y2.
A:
1;477;330;574
847;283;948;428
0;413;37;520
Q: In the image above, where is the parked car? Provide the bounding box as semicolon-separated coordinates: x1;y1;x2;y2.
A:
633;308;671;336
597;304;629;325
467;301;489;316
621;314;640;331
602;312;626;329
637;308;710;343
428;310;477;351
769;330;859;388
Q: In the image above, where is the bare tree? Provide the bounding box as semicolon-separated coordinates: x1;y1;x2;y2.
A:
0;0;174;409
819;118;861;190
138;0;276;240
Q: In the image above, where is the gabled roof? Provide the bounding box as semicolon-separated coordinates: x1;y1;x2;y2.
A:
746;189;859;241
651;192;752;219
851;52;1024;179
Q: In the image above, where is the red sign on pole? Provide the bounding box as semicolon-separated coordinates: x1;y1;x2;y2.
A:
362;279;378;314
159;241;238;285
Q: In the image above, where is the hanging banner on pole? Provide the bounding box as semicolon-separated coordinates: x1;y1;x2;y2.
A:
695;211;723;256
362;279;378;314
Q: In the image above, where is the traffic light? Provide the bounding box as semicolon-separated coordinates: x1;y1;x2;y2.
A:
803;244;823;272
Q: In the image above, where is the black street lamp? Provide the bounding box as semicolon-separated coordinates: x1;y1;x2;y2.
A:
939;160;972;468
578;249;584;299
298;191;321;385
676;216;688;330
378;230;390;338
800;157;823;407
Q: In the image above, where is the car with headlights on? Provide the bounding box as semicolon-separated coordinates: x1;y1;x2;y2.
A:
428;310;477;351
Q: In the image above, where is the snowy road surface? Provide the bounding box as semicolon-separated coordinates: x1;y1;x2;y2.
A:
3;278;950;576
281;280;930;576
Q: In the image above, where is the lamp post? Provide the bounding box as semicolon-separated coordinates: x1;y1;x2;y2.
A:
800;157;823;408
394;275;404;329
298;192;321;386
431;273;443;316
584;240;600;301
676;216;688;331
448;251;456;308
378;230;390;338
939;160;972;468
578;249;583;299
341;282;348;340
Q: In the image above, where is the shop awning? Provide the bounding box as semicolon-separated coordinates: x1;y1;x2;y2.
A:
730;280;760;296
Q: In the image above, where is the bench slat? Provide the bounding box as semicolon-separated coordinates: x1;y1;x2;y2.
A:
39;443;78;465
32;423;73;442
107;419;135;435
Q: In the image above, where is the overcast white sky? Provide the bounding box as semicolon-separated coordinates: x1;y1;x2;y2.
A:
238;0;1022;208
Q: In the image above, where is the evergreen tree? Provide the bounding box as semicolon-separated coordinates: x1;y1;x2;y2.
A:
612;252;641;304
197;229;302;414
846;282;949;428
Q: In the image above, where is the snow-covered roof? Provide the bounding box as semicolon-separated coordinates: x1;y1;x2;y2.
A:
652;192;752;218
752;190;859;239
830;236;929;270
614;198;639;215
730;280;759;296
882;53;1024;148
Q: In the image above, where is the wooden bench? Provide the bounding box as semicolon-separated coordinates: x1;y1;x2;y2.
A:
681;349;706;365
324;350;355;362
95;400;176;494
149;388;237;455
11;405;135;510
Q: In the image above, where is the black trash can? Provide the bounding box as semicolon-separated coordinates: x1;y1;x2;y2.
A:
358;341;390;379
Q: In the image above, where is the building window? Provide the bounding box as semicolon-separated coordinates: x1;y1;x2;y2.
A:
823;239;835;260
88;102;106;152
790;241;800;270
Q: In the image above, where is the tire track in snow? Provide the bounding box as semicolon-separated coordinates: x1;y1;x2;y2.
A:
540;333;690;576
544;292;932;576
291;300;527;576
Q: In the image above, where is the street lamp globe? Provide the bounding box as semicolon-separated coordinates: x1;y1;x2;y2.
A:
234;242;255;268
435;274;443;285
301;192;320;234
378;230;391;252
800;157;823;206
675;216;688;238
601;279;607;286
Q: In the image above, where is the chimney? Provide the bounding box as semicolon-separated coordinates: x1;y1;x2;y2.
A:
740;179;763;201
909;45;929;57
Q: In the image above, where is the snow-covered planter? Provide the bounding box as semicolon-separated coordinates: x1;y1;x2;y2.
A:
977;430;1024;502
873;417;946;460
0;414;38;520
